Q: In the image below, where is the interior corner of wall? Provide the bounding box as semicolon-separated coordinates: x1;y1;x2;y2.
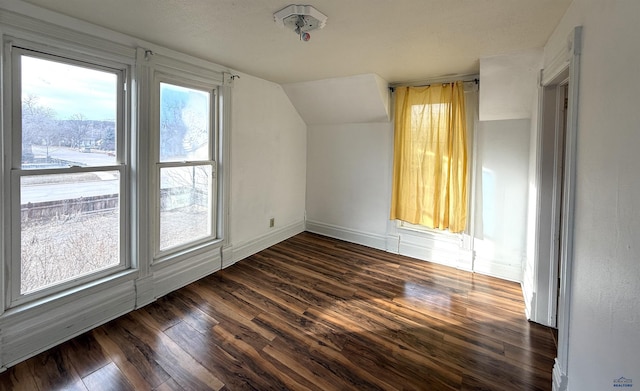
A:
372;73;391;121
385;234;400;254
221;245;234;268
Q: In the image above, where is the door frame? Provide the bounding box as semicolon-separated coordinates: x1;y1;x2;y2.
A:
549;82;569;327
538;26;582;391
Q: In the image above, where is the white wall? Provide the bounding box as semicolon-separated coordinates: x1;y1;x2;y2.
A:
473;119;531;281
477;50;542;284
306;122;393;249
545;0;640;389
479;49;543;121
304;82;532;282
229;73;307;262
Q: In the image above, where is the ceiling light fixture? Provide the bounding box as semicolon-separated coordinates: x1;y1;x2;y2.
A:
273;4;327;42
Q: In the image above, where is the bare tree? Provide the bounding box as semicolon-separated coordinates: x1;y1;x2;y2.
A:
22;95;57;161
160;95;189;160
66;113;90;148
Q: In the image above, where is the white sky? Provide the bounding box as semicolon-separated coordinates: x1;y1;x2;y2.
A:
21;55;117;121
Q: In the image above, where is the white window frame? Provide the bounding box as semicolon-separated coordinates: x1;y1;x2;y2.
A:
3;40;132;307
150;71;221;262
0;5;232;370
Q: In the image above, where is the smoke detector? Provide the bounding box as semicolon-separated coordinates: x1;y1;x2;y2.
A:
274;4;327;41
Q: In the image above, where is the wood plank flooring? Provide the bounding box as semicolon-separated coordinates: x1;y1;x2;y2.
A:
0;232;557;390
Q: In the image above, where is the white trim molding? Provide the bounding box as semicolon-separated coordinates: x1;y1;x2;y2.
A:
228;220;306;268
307;220;479;274
546;25;582;391
305;220;387;251
553;358;569;391
1;276;136;370
397;228;473;272
152;247;222;299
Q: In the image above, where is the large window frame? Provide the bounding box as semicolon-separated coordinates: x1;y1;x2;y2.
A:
0;7;232;370
4;42;131;307
150;72;220;262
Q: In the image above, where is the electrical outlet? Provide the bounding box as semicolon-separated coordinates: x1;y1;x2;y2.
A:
269;218;275;228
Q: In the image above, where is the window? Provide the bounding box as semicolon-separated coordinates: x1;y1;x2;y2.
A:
153;79;218;258
390;82;468;233
9;49;128;304
0;12;231;370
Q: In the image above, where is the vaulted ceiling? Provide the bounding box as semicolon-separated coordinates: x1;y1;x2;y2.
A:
21;0;572;84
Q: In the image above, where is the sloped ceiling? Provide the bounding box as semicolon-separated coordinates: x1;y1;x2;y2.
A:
283;74;390;125
16;0;572;85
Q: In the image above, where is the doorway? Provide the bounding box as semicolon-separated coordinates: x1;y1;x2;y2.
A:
549;82;569;327
528;72;569;328
540;26;582;391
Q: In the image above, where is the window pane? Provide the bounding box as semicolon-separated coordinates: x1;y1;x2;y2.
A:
20;171;121;294
159;165;212;251
21;55;118;169
160;83;210;162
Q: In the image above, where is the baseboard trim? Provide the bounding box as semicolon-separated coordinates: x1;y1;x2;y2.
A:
221;244;234;268
1;280;136;370
228;220;305;268
135;275;155;309
521;281;535;321
553;358;568;391
305;221;478;272
305;220;387;251
0;245;224;370
398;239;472;271
473;256;523;282
152;248;222;300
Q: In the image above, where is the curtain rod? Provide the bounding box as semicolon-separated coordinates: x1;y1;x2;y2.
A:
389;75;479;92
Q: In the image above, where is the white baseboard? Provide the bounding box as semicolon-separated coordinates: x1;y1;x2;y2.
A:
398;240;471;271
1;279;136;370
472;240;524;282
152;248;222;300
221;244;234;268
0;245;222;370
473;255;523;282
135;275;155;309
386;234;400;253
228;220;305;268
305;220;387;251
305;221;476;271
304;221;527;284
521;282;535;321
305;221;475;273
553;358;568;391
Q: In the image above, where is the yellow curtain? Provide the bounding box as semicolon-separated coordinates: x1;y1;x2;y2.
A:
390;82;468;233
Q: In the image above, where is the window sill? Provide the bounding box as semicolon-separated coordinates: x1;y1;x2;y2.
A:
152;238;224;268
397;221;462;238
2;269;139;318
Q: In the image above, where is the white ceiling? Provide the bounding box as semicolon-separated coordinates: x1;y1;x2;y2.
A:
20;0;572;85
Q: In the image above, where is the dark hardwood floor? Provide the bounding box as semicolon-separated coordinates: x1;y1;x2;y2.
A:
0;232;557;391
